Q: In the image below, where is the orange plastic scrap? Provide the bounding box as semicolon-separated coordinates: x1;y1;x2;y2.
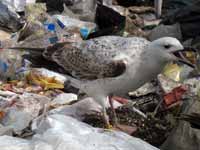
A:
1;84;13;91
184;51;197;64
0;111;5;120
26;71;64;90
163;85;188;107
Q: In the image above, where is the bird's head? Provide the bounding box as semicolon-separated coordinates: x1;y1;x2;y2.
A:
147;37;196;68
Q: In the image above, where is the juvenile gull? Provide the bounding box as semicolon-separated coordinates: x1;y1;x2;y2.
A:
10;36;194;127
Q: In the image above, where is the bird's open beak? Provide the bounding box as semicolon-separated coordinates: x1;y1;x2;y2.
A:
170;47;198;68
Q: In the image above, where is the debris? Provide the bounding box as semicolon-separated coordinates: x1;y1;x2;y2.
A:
0;0;199;149
157;74;182;93
2;0;36;12
1;93;50;134
0;30;11;41
26;69;64;90
163;62;182;82
0;1;23;32
87;3;126;39
0;48;25;81
50;93;77;107
163;85;188;107
161;97;200;150
32;114;159;150
24;3;47;22
53;15;96;31
129;82;156;97
50;96;123;121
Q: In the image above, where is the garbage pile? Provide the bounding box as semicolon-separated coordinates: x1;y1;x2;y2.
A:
0;0;200;150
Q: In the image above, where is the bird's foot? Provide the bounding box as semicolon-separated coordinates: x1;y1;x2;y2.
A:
103;124;114;131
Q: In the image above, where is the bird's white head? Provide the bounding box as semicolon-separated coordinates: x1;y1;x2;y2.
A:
146;37;195;68
148;37;183;60
147;37;195;66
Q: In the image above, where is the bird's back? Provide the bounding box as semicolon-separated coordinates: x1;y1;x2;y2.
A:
51;36;149;80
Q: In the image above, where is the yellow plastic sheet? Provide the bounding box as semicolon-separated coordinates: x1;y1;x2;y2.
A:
26;71;64;90
163;63;182;82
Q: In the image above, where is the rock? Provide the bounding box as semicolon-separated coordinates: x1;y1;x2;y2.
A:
161;97;200;150
148;24;182;41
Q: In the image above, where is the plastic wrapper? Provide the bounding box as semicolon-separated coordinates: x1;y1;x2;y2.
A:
16;21;59;48
0;48;25;81
52;15;96;40
163;63;182;82
0;1;23;32
25;68;67;90
1;93;50;134
26;71;64;90
16;15;84;48
157;74;182;94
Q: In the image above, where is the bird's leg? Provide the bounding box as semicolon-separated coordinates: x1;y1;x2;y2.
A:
153;78;165;116
102;106;112;129
109;95;118;126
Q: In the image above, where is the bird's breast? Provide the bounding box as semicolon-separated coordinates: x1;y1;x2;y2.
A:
83;59;166;97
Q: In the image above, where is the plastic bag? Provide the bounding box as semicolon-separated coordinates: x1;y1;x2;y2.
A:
0;1;23;32
33;114;159;150
1;93;50;134
0;48;25;81
2;0;36;12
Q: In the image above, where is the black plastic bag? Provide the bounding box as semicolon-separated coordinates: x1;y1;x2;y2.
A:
87;3;126;39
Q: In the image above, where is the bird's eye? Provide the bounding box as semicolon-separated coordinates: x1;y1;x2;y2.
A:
164;45;171;49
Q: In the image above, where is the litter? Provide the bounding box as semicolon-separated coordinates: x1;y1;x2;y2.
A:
2;0;36;12
0;0;199;149
0;1;23;32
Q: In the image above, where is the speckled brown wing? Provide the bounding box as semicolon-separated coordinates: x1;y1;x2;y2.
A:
43;42;126;80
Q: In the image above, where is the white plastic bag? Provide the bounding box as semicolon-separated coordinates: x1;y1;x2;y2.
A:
2;0;36;12
33;114;159;150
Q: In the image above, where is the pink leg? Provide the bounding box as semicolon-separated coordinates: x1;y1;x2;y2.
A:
109;95;118;125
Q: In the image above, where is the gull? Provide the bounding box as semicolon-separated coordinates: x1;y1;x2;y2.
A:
10;36;195;128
